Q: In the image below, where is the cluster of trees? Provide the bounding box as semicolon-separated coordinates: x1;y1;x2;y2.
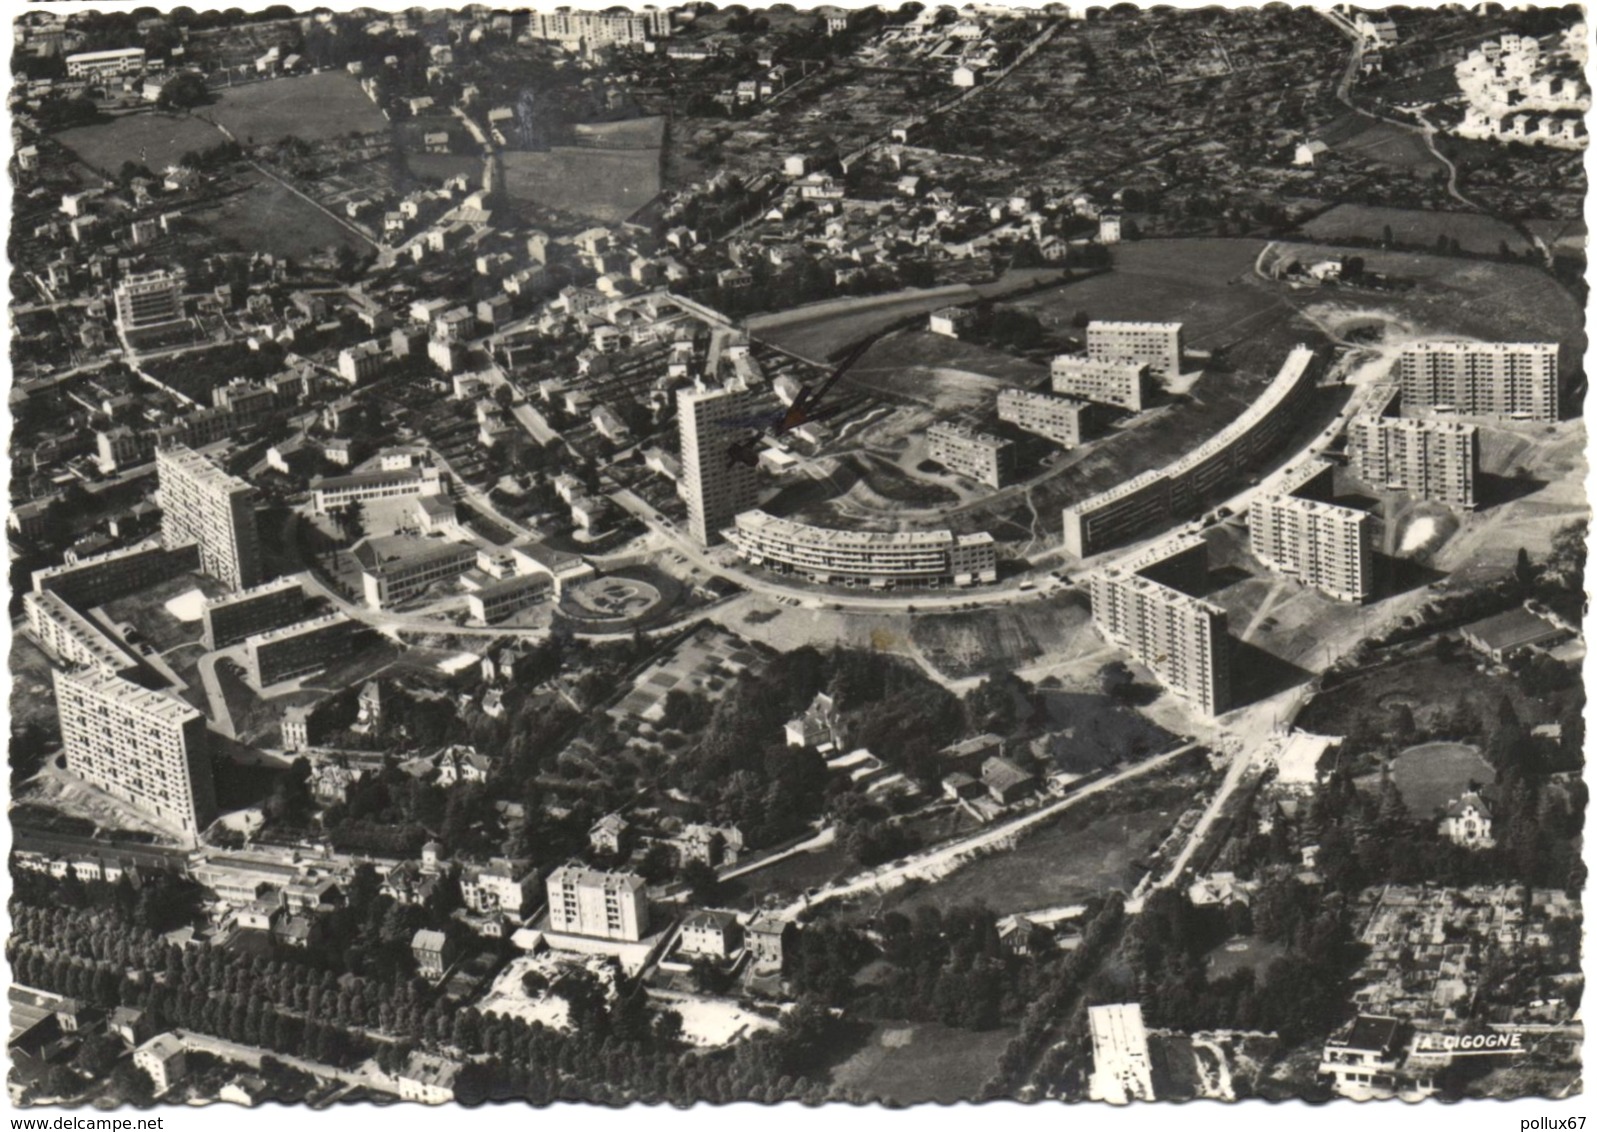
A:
667;645;969;849
1220;740;1585;895
987;896;1126;1097
790;904;1060;1032
1111;885;1356;1047
7;896;441;1071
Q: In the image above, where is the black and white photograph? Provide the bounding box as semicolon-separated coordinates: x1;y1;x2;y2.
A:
3;0;1589;1112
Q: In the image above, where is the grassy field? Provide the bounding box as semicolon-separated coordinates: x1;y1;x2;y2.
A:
1205;935;1288;979
200;72;389;143
500;147;660;223
58;112;222;179
829;1021;1015;1104
187;171;366;258
1368;741;1493;818
1316;114;1440;172
883;766;1202;917
751;271;1072;362
405;152;482;185
1300;204;1534;256
570;116;665;149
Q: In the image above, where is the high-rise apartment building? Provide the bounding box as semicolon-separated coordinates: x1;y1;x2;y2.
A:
1085;321;1184;380
52;667;216;845
114;270;183;332
678;377;772;546
546;865;650;941
1397;341;1559;423
1348;409;1479;508
1248;461;1372;603
1050;355;1152;412
927;422;1014;487
156;445;263;591
1088;536;1230;717
997;389;1093;447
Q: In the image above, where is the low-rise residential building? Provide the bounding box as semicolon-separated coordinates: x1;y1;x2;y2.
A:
680;910;742;958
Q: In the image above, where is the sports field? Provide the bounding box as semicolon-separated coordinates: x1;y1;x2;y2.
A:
500;146;660;223
200;72;389;143
58;113;222;179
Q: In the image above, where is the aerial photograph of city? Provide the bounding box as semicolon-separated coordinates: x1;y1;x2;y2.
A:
4;0;1588;1112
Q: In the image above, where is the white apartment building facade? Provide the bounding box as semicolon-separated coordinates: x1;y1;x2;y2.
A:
156;445;263;591
53;667;216;844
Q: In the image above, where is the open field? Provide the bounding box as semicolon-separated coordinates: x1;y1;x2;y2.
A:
199;72;388;143
500;147;660;224
188;171;367;258
1299;204;1535;256
570;116;666;149
910;601;1093;680
882;765;1202;917
101;572;230;655
1205;935;1288;980
1315;115;1443;173
751;270;1069;363
58;112;223;178
829;1021;1015;1104
845;330;1049;407
404;153;482;185
1363;741;1494;818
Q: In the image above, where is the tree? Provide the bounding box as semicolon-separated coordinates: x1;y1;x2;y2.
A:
679;859;722;906
1515;546;1536;588
157;71;211;111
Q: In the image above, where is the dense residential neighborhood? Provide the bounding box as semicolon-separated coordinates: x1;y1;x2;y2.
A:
5;0;1588;1111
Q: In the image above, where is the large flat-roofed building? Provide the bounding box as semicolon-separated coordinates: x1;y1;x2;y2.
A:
725;510;999;587
466;572;552;624
114;270;182;332
1050;355;1152;412
1348;407;1479;509
201;577;306;651
1062;345;1321;558
1397;341;1559;422
354;534;478;609
311;462;446;514
24;590;139;676
157;445;263;591
1085;321;1183;380
1088;1003;1156;1105
1088;536;1230;717
997;389;1094;447
546;865;649;942
53;667;216;845
528;7;672;45
239;613;356;687
927;422;1014;487
678;378;772;546
31;539;192;607
1248;462;1373;603
66;46;147;79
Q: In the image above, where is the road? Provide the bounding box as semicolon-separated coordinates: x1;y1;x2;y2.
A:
773;741;1200;919
195;646;245;739
172;1029;401;1096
